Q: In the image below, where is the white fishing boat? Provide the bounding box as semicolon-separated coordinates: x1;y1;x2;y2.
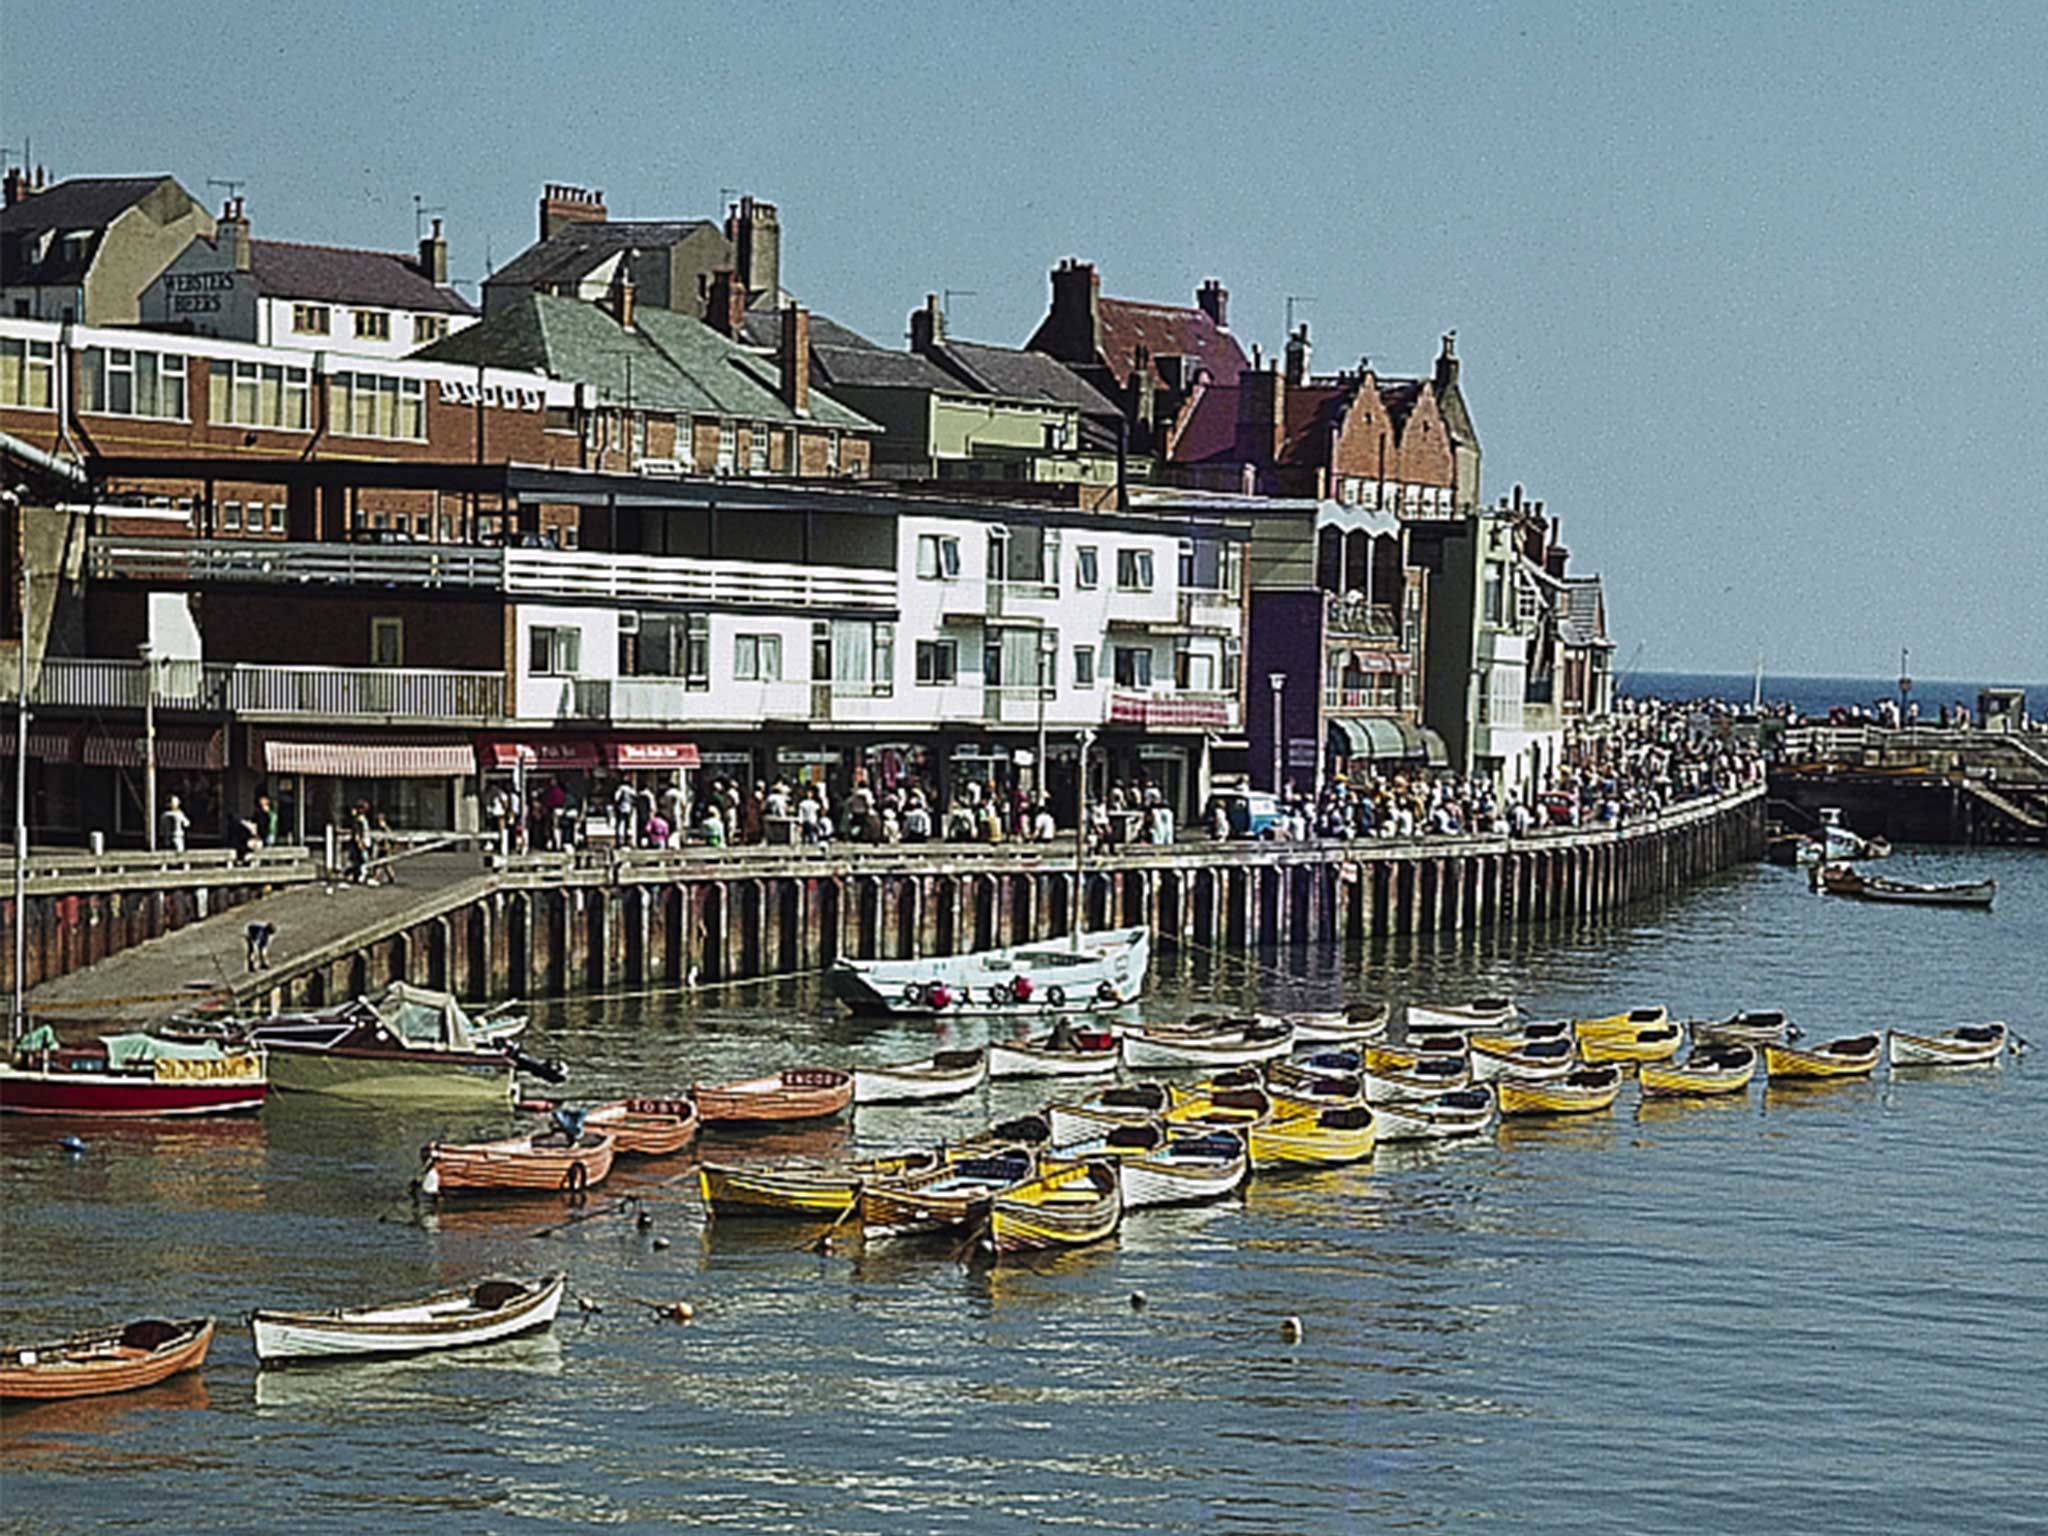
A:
1121;1019;1295;1071
1117;1130;1249;1210
852;1048;989;1106
1886;1022;2009;1067
250;1273;566;1365
987;1024;1123;1079
1372;1088;1496;1142
1405;997;1517;1033
1285;1002;1390;1046
828;926;1149;1016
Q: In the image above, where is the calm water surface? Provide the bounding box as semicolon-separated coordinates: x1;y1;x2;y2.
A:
4;848;2045;1534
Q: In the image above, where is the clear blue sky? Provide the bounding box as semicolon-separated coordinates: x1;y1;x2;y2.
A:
5;0;2044;681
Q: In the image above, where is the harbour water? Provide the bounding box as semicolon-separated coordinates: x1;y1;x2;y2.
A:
3;846;2044;1534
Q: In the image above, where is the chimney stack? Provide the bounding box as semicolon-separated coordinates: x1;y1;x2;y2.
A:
909;293;944;354
1045;259;1101;364
726;195;781;306
613;272;636;330
778;302;810;415
221;197;252;273
1196;278;1228;329
1;167;27;208
1234;364;1286;466
706;269;745;338
418;216;448;286
539;183;607;242
1434;330;1459;394
1284;323;1311;386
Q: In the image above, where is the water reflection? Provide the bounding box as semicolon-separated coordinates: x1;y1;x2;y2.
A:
0;1371;213;1465
251;1331;564;1412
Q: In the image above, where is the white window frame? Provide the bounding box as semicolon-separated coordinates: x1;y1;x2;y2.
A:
1076;545;1100;589
916;638;959;685
0;337;56;409
1113;646;1153;688
733;632;782;682
717;420;737;474
1073;646;1095;689
748;420;769;474
529;625;582;676
353;309;391;341
917;533;961;580
1115;548;1154;592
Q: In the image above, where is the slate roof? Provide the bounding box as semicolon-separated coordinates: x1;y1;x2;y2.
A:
417;294;877;432
740;308;880;353
1;176;178;286
248;239;475;313
487;220;721;291
1560;575;1613;649
928;338;1122;417
812;344;958;392
1096;296;1248;390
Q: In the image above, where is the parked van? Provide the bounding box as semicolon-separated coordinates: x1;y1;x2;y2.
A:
1210;789;1285;840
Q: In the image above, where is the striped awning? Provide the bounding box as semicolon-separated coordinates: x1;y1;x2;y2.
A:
1327;717;1408;759
263;738;473;778
82;729;225;770
0;728;79;763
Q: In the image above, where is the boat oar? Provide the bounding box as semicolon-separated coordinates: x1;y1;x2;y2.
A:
803;1187;863;1253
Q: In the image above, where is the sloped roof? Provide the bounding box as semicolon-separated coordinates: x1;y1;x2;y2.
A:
417;294;876;432
812;344;959;392
1281;384;1347;462
249;239;474;313
1;176;179;286
487;219;722;291
740;308;879;352
1097;296;1248;390
930;338;1122;417
1560;575;1613;649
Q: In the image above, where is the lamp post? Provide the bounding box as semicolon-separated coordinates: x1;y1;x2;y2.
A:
11;537;28;1044
1036;630;1056;814
1268;672;1287;793
139;642;158;851
1073;725;1095;944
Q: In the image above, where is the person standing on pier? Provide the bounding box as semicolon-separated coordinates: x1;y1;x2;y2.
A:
160;796;189;854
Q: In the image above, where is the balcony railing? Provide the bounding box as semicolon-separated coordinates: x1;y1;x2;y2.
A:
1107;690;1236;729
1324;687;1405;713
90;538;896;613
1325;595;1399;638
1178;589;1243;629
34;658;504;721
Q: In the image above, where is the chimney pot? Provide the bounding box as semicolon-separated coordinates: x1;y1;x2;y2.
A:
1196;278;1229;329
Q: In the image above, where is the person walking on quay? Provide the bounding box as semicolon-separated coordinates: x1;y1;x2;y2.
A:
253;794;280;849
611;781;637;846
244;919;276;971
159;795;190;854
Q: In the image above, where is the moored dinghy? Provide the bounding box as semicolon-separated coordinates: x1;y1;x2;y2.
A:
1286;1002;1391;1046
1117;1131;1249;1210
419;1119;616;1197
693;1068;853;1124
860;1152;1036;1242
1497;1065;1623;1116
1363;1054;1470;1105
983;1159;1122;1257
853;1048;989;1106
697;1149;942;1219
1469;1034;1577;1084
1693;1009;1798;1047
1122;1019;1294;1071
1886;1022;2010;1068
1247;1103;1376;1169
1047;1083;1171;1147
1576;1023;1684;1069
0;1317;214;1400
987;1026;1121;1080
1373;1088;1496;1142
1639;1044;1756;1098
1764;1034;1882;1081
251;1274;566;1365
1406;997;1517;1033
581;1097;700;1157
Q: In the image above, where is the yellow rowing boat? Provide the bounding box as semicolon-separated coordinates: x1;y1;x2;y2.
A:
1497;1066;1623;1116
1575;1005;1670;1036
1639;1045;1756;1097
1246;1103;1376;1169
1763;1034;1881;1081
985;1159;1122;1256
1577;1023;1684;1067
698;1149;940;1218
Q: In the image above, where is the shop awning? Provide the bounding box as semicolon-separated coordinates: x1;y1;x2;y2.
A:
478;738;604;772
604;740;700;770
264;737;473;777
1418;726;1450;767
1328;717;1408;759
84;728;224;770
0;728;79;763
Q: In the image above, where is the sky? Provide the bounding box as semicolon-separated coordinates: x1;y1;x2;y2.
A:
4;0;2044;682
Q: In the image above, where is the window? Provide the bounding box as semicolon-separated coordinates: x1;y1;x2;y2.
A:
221;500;242;532
733;633;782;682
1115;548;1154;591
716;420;736;474
916;533;961;580
528;625;582;676
0;336;55;408
412;314;448;344
80;347;188;420
544;405;575;433
748;420;768;474
268;503;287;533
1076;545;1099;589
353;309;392;340
328;371;425;440
818;619;894;694
1073;646;1095;688
916;639;958;685
684;615;710;690
1177;651;1216;691
1222;637;1241;695
1113;646;1153;688
209;359;310;430
292;304;330;336
1483;561;1506;626
370;617;404;667
825;431;841;473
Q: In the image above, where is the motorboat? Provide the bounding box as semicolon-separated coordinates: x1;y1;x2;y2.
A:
1821;866;1996;908
1;1025;266;1118
229;983;542;1105
828;926;1150;1015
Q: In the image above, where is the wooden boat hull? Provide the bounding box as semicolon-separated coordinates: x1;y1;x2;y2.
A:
697;1152;940;1218
1372;1092;1495;1142
986;1160;1122;1255
1406;1000;1516;1033
1247;1106;1376;1169
0;1065;266;1117
1364;1038;1467;1072
853;1050;989;1105
1639;1052;1757;1097
694;1070;853;1124
264;1042;515;1104
1824;870;1996;907
1497;1070;1623;1116
1121;1025;1294;1071
251;1275;565;1364
585;1098;700;1157
420;1133;616;1196
1048;1095;1171;1149
1576;1026;1684;1067
1364;1062;1472;1104
861;1155;1033;1241
1118;1138;1248;1209
987;1037;1121;1079
0;1318;214;1400
1468;1041;1576;1084
1575;1007;1672;1035
1886;1025;2007;1068
1693;1011;1794;1046
1764;1037;1881;1080
1286;1004;1390;1045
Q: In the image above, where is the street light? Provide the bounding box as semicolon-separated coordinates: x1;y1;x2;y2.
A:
1268;672;1287;793
1073;726;1096;945
139;641;158;851
1036;629;1057;813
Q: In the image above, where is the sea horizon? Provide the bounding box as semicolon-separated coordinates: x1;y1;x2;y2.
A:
1626;667;2046;717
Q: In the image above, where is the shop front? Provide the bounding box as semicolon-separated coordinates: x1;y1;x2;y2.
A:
259;732;476;840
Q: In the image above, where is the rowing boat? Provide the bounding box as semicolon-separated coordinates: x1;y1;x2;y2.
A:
1639;1045;1756;1098
1886;1023;2009;1068
1364;1035;1468;1072
250;1274;565;1365
697;1150;941;1218
1121;1020;1294;1071
1246;1103;1376;1169
1468;1035;1577;1084
984;1159;1122;1256
1469;1019;1573;1053
1047;1083;1171;1148
860;1153;1036;1242
1372;1088;1495;1142
1821;867;1997;908
852;1048;989;1106
1406;997;1516;1033
1362;1055;1470;1104
693;1069;853;1124
583;1097;700;1157
1692;1009;1797;1046
418;1129;615;1197
1117;1131;1248;1209
1576;1005;1671;1035
1576;1023;1684;1068
1162;1085;1273;1134
986;1027;1121;1080
1262;1063;1365;1114
1286;1001;1391;1045
1497;1065;1623;1116
1763;1034;1882;1081
0;1318;214;1401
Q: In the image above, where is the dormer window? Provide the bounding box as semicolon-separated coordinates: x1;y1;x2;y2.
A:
353;310;391;341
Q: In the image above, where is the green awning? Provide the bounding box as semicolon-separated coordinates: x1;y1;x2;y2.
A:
1418;727;1450;767
1327;717;1409;759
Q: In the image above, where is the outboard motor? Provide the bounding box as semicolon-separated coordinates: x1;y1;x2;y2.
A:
505;1042;570;1084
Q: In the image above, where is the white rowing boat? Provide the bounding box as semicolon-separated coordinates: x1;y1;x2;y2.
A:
1406;997;1516;1033
852;1048;989;1106
1372;1089;1496;1142
1121;1020;1295;1071
1886;1022;2009;1068
250;1273;566;1365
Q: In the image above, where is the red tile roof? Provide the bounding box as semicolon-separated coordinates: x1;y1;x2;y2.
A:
1097;297;1248;390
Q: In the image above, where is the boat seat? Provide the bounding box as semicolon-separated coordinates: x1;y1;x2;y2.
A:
118;1319;182;1351
471;1280;528;1311
1956;1026;2002;1044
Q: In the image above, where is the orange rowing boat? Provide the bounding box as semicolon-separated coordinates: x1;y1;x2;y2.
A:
585;1097;701;1157
418;1130;616;1196
0;1317;214;1401
693;1069;853;1125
